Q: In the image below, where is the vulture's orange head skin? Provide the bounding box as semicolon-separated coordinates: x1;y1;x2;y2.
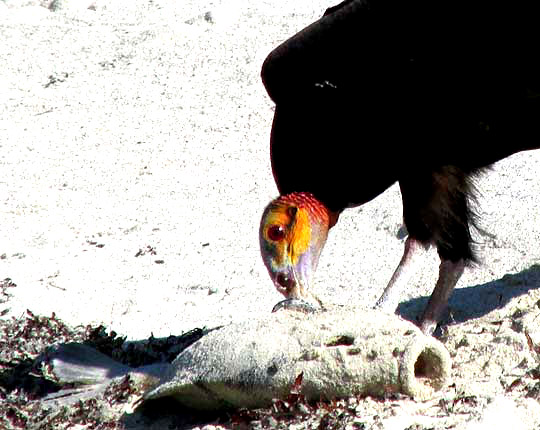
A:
259;192;334;300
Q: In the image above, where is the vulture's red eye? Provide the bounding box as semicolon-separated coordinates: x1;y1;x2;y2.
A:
267;225;286;242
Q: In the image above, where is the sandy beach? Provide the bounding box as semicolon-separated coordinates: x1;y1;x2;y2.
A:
1;1;540;427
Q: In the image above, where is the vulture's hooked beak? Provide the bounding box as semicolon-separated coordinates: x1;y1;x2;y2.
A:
268;248;324;313
268;247;314;300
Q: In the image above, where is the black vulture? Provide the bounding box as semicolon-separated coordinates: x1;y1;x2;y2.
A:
259;0;540;334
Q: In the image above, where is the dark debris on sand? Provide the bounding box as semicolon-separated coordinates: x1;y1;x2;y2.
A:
0;304;205;430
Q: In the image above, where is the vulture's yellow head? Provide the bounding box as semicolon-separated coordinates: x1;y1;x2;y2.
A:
259;192;332;301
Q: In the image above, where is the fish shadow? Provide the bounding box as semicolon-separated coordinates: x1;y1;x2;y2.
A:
397;263;540;325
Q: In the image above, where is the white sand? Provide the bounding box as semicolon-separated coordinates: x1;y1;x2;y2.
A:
1;0;539;342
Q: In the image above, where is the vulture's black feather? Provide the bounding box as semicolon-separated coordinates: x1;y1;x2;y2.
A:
260;0;540;333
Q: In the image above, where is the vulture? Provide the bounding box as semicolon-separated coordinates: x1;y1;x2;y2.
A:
258;0;540;334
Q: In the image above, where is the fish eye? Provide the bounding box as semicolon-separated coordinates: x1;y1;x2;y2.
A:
267;225;286;242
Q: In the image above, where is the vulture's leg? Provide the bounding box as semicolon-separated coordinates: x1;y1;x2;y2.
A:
419;258;465;335
374;236;430;311
396;166;478;334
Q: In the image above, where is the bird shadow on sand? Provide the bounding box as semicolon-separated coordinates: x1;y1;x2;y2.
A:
397;263;540;326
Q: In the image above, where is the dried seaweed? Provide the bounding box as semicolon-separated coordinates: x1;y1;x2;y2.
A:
0;311;206;430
